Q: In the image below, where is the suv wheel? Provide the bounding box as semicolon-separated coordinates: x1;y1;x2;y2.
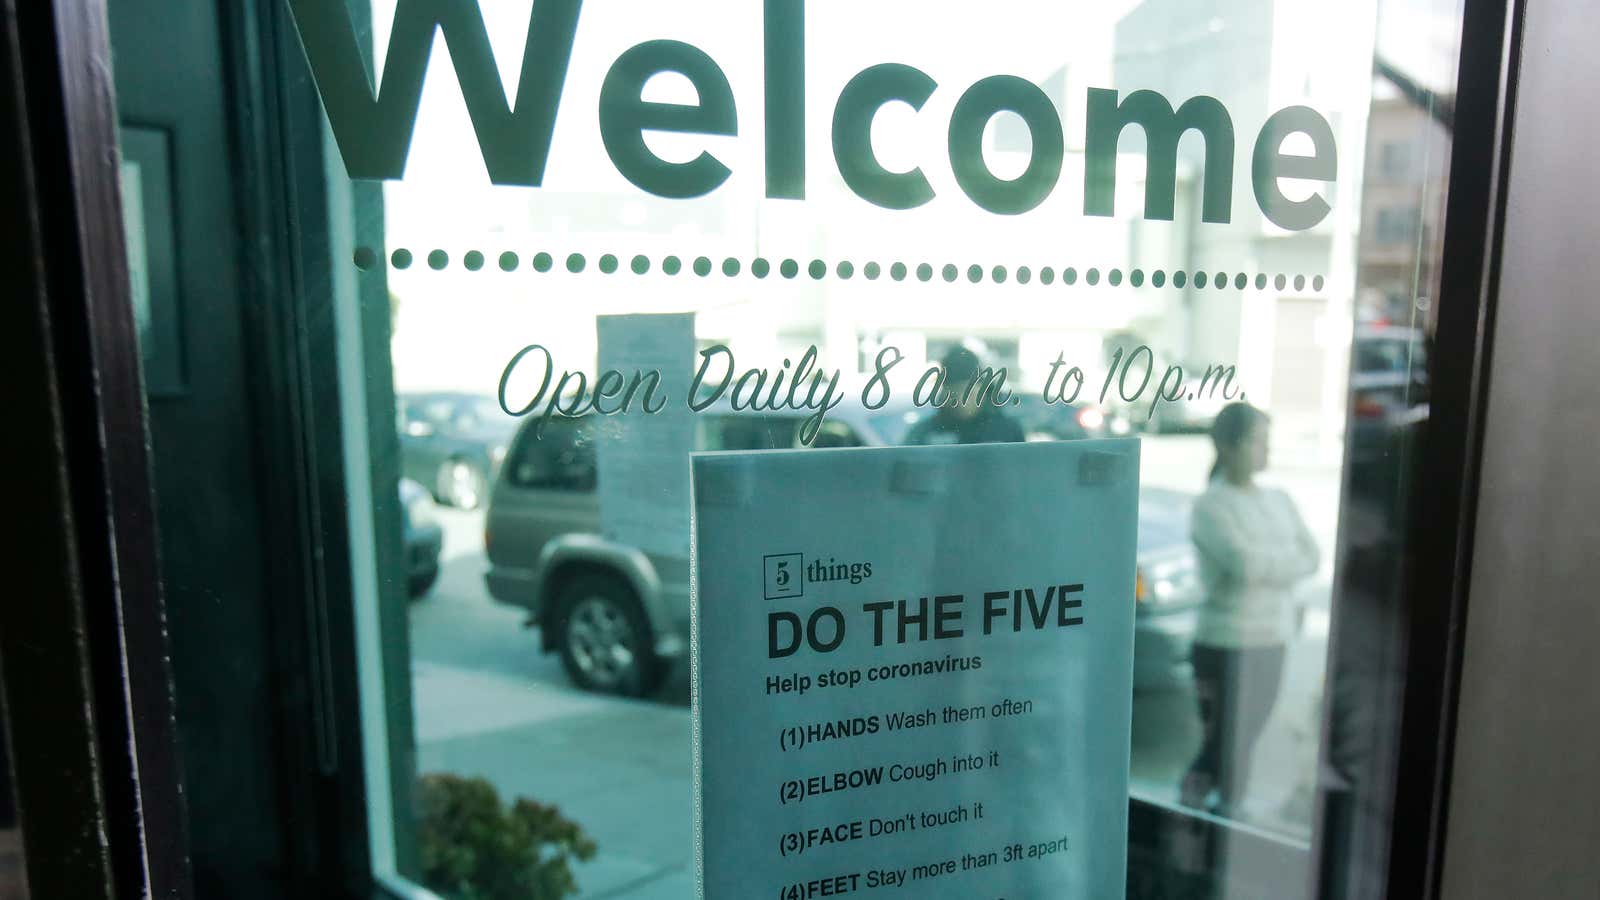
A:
436;458;486;510
555;573;663;696
408;568;439;599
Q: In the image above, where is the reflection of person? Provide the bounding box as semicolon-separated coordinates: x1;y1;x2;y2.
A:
1180;402;1318;818
903;345;1024;445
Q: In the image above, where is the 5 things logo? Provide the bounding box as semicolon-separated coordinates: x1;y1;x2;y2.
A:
764;554;874;601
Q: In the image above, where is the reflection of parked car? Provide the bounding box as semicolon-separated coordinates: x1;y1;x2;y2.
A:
484;404;915;695
1094;341;1223;434
1348;324;1429;466
1011;395;1128;441
1131;488;1202;688
483;402;1200;695
401;478;442;598
1127;358;1230;434
398;393;518;510
1144;387;1228;435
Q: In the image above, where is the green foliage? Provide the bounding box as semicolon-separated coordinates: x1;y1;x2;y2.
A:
416;774;597;900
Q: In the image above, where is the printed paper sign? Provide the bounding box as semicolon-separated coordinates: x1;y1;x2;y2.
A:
597;313;696;556
693;440;1139;899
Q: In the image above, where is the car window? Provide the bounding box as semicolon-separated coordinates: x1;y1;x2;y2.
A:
507;418;597;492
399;399;438;435
1355;336;1425;374
1135;492;1192;552
869;410;921;446
701;415;801;451
452;397;511;432
805;421;865;449
421;398;457;425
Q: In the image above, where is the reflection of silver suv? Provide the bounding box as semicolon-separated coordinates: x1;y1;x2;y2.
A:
484;405;1202;695
484;405;919;695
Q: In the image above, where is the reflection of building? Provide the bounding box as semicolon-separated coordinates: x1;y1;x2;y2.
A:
1355;95;1450;328
1110;0;1375;447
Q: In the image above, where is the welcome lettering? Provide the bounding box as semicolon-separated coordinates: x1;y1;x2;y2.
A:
285;0;1337;229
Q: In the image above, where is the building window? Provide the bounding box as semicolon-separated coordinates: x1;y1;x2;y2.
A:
1376;205;1421;243
1380;140;1412;180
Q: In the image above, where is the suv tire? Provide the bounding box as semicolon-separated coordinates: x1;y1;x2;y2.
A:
408;568;439;599
554;572;663;696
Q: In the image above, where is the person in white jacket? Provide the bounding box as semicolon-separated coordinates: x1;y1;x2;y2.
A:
1179;402;1319;818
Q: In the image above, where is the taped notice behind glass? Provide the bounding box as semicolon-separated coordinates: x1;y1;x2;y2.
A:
692;439;1139;899
596;312;696;557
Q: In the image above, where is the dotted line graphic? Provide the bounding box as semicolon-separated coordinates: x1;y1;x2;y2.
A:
355;247;1326;293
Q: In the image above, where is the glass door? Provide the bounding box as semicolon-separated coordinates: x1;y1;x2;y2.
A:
87;0;1500;896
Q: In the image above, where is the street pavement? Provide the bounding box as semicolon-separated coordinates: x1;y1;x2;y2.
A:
403;432;1339;897
407;528;694;897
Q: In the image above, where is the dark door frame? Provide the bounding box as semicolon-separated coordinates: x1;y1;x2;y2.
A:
0;0;1533;898
1371;0;1525;895
2;0;401;896
1;0;189;897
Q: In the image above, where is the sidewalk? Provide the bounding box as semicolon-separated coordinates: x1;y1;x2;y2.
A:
413;662;694;898
412;650;1319;899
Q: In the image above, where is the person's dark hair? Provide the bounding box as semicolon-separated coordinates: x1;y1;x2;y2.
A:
941;345;981;384
1209;401;1269;481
